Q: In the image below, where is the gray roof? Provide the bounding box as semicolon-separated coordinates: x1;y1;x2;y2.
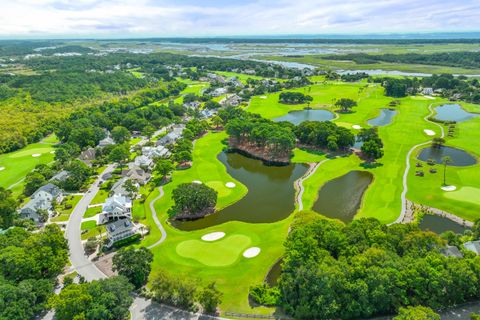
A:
33;183;62;199
464;241;480;255
441;245;463;258
106;218;134;237
50;170;70;182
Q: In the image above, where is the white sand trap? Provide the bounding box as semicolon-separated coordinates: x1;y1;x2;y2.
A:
243;247;261;258
441;185;457;191
50;151;55;154
0;167;5;171
32;153;41;157
424;95;435;100
201;232;225;241
352;125;362;130
225;182;236;188
192;180;202;184
424;129;435;136
260;95;267;99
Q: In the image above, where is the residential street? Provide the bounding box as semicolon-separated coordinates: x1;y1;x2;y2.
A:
66;164;115;281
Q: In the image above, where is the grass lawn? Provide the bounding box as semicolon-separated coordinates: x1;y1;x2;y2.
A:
140;132;290;315
84;206;102;218
81;220;96;230
51;195;82;222
0;141;56;193
90;188;109;205
81;225;105;241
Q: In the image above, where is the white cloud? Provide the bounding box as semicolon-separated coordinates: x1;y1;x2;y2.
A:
0;0;478;37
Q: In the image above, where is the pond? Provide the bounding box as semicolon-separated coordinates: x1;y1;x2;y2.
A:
419;214;470;234
312;170;373;223
367;108;398;126
173;152;308;231
265;259;283;287
433;104;477;122
417;146;477;166
273;109;335;125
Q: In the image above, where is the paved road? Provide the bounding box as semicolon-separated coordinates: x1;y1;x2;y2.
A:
395;103;444;224
66;164;115;281
147;186;168;249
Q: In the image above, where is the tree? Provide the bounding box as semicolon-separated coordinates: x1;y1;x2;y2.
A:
335;98;357;112
361;140;384;161
170;183;218;219
432;137;445;149
0;188;16;229
112;247;153;289
108;144;130;165
197;282;223;314
174;151;192;164
204;100;221;110
23;171;46;196
53;276;133;320
393;306;440;320
211;115;223;129
442;156;452;186
151;270;198;311
111;126;131;144
123;179;138;198
154;159;174;177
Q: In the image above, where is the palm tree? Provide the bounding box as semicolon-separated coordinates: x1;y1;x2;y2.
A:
442;156;452;186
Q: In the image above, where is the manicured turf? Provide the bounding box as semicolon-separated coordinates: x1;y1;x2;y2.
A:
81;220;96;230
51;195;82;222
84;206;102;218
445;187;480;205
0;141;56;193
176;234;252;267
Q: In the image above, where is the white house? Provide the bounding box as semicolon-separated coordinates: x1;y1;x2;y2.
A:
105;218;137;247
99;136;115;147
142;146;171;159
422;87;434;95
220;94;242;107
210;87;228;97
99;194;132;224
134;155;153;168
19;183;63;223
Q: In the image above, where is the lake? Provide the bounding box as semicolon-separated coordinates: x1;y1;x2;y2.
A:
417;146;477;166
368;108;398;126
173;151;308;231
434;104;477;122
312;170;373;223
419;214;470;234
273;109;335;125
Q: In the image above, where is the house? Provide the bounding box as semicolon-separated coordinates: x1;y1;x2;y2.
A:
200;109;215;119
220;94;242;107
19;183;63;223
110;177;138;198
79;147;96;166
210;87;228;97
227;77;244;88
99;132;115;147
142;146;171;159
134;155;153;168
156;125;185;146
99;194;132;224
441;245;463;258
122;165;151;185
50;170;70;183
105;218;137;247
422;87;434;95
463;240;480;255
183;101;201;109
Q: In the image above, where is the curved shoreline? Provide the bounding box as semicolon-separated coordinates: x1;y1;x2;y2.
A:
294;159;329;211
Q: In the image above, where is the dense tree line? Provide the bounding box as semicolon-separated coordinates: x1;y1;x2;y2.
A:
279;91;313;104
358;127;384;161
265;212;480;319
325;52;480;69
169;183;218;220
0;225;68;319
294;121;355;151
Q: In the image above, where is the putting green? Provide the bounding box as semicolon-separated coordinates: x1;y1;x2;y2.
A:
9;147;52;158
444;187;480;205
176;234;252;267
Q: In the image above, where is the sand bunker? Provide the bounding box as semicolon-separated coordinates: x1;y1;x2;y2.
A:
352;125;362;130
192;180;202;184
424;129;435;136
424;95;435;100
50;151;55;154
243;247;261;258
225;182;236;188
32;154;41;157
441;185;457;191
0;167;4;171
201;232;226;241
260;96;267;99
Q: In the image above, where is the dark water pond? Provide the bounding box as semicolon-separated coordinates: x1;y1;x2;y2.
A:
367;108;397;126
417;146;477;166
312;170;373;223
419;214;470;234
173;152;308;231
434;104;477;122
265;259;283;287
273;109;335;125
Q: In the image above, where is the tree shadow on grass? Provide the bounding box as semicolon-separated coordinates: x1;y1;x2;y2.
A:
360;161;384;169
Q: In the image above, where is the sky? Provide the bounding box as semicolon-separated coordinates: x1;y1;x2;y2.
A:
0;0;479;38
